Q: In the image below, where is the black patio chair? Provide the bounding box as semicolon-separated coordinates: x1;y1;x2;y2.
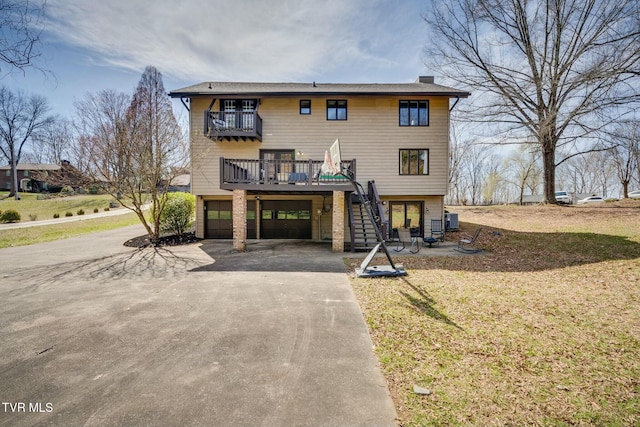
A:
431;219;445;242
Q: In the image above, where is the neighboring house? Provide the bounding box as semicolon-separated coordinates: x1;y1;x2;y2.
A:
170;76;470;252
0;163;61;192
520;195;544;205
167;173;191;192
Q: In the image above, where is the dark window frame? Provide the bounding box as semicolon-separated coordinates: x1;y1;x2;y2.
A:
326;99;347;120
399;149;429;175
390;201;424;236
300;99;311;115
399;100;429;126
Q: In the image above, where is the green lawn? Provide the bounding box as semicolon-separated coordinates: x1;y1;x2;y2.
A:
351;204;640;426
0;213;141;248
0;192;115;221
0;191;144;248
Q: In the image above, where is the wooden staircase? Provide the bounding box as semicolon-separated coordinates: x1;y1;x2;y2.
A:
348;181;388;252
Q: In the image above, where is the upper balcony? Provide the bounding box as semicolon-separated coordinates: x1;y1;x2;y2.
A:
204;110;263;141
220;157;355;192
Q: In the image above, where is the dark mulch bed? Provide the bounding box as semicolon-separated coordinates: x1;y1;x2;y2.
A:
124;232;202;248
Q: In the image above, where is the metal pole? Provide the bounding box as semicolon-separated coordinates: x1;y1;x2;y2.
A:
343;171;397;270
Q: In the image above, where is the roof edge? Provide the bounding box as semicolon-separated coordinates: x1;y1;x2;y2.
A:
170;89;471;98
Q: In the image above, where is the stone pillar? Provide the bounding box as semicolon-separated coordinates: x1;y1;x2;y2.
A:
332;190;345;252
232;189;247;252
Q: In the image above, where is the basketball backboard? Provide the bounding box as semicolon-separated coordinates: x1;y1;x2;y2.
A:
329;138;342;174
321;138;343;176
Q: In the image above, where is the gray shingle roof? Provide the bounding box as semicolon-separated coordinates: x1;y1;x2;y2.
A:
0;163;61;171
170;79;470;98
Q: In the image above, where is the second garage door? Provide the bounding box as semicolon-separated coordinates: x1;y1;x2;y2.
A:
261;200;312;239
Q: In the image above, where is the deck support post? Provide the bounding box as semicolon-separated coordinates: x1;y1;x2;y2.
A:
332;190;345;252
233;189;247;252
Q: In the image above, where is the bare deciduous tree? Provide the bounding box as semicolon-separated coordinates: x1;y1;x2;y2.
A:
126;66;186;242
610;121;640;197
482;153;505;204
73;88;132;191
447;118;468;205
0;0;46;75
425;0;640;203
74;67;186;243
559;148;616;198
0;86;54;198
506;146;542;205
460;142;493;205
29;118;72;164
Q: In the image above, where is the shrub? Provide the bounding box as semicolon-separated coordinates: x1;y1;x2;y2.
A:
159;192;195;236
61;185;75;195
93;208;99;213
77;209;85;215
104;207;110;212
0;209;21;223
29;213;37;221
53;213;60;219
65;212;73;217
88;185;101;195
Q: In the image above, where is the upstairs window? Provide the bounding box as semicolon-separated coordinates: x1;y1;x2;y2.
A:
327;100;347;120
399;100;429;126
300;100;311;115
399;149;429;175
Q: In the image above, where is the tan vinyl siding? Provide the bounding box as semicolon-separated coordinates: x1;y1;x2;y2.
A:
189;95;450;197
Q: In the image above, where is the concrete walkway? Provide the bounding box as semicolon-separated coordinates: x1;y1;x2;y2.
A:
0;227;398;426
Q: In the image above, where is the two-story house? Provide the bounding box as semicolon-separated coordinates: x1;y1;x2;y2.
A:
170;76;469;252
0;163;62;192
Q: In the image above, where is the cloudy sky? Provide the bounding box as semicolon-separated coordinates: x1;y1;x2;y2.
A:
4;0;433;118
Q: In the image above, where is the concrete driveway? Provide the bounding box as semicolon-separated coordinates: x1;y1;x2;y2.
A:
0;226;397;427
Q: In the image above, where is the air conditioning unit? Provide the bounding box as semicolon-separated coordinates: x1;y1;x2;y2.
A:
445;213;459;230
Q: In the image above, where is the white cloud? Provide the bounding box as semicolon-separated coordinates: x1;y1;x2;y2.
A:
44;0;427;83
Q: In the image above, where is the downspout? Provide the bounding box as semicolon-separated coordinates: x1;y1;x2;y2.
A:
447;95;461;222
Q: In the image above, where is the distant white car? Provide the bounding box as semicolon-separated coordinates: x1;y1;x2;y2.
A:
555;190;572;204
577;196;605;204
629;190;640;199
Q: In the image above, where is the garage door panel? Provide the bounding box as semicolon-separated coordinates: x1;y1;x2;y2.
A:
261;200;312;239
206;200;256;239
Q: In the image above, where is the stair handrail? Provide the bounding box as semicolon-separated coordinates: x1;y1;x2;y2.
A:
367;181;388;239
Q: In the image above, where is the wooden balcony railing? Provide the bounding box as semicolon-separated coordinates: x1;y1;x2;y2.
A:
205;110;263;141
220;158;355;191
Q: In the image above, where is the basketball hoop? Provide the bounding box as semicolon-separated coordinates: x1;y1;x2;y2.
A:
321;138;342;176
320;138;406;277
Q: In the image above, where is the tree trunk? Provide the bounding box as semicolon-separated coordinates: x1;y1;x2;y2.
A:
519;186;524;206
10;148;19;199
622;180;629;198
542;143;556;204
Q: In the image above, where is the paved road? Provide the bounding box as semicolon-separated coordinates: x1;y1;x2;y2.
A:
0;227;398;426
